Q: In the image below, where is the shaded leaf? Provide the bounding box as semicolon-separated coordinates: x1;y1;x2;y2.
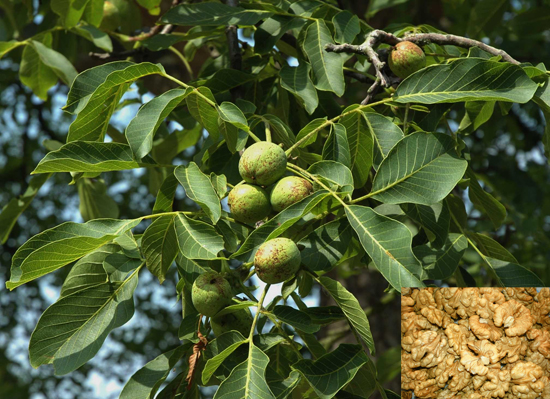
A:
317;277;374;353
279;63;319;115
161;2;272;26
142;216;178;284
77;178;119;221
120;344;190;399
273;305;320;334
466;168;506;229
322;123;351;169
186;86;219;139
291;344;368;399
401;202;450;248
414;233;468;280
469;233;543;287
332;11;360;44
202;331;248;385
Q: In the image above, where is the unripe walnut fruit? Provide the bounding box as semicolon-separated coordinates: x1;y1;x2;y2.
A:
270;176;313;212
239;142;287;186
227;184;271;225
388;41;426;79
254;238;301;284
211;308;253;337
191;272;233;316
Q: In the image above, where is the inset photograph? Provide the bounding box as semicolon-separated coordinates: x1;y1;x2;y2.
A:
401;287;550;398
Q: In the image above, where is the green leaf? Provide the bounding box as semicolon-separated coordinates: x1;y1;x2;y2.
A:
291;344;368;399
103;252;142;282
19;42;58;100
174;213;225;259
126;88;192;159
362;110;403;170
303;19;346;96
299;219;353;273
458;101;495;132
371;132;468;205
29;271;138;375
466;168;506;229
33;142;142;174
401;202;450;248
317;277;374;353
343;361;377;398
72;24;113;52
213;343;274;399
202;331;248;385
339;106;375;187
273;305;320;334
77;178;119;221
186;86;219;139
279;63;319;115
120;344;190;399
210;172;228;199
303;306;345;324
200;69;258;94
394;58;538;104
414;233;468;280
142;216;178;284
469;233;543;287
217;101;249;153
295;117;328;148
51;0;88;28
7;218;140;289
174;162;221;224
0;173;51;244
59;244;115;297
153;173;178;214
269;370;301;399
232;190;330;262
332;11;360;44
255;15;306;54
345;205;424;290
82;0;103;26
309;160;354;196
322;123;351;169
152;124;203;163
0;40;26;59
28;40;78;86
161;2;272;26
67;62;165;142
64;61;134;114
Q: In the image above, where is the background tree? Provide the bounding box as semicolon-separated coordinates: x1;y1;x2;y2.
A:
1;0;549;398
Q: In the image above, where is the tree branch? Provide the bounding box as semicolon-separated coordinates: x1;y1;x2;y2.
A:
325;29;521;101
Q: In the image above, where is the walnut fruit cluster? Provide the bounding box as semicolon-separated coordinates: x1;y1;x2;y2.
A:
401;287;550;399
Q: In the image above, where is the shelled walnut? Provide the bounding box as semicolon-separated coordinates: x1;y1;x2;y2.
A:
401;288;550;398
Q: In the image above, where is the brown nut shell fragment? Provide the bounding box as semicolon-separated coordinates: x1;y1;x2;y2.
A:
493;299;534;337
469;315;503;342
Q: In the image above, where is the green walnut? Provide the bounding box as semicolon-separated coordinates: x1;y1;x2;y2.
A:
227;184;271;225
270;176;314;212
211;308;253;337
191;272;233;316
254;238;301;284
239;142;287;186
388;41;426;79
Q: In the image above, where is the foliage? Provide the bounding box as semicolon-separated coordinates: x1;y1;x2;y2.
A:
1;0;550;398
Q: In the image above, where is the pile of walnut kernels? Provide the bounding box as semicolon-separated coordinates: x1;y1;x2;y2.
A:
401;288;550;399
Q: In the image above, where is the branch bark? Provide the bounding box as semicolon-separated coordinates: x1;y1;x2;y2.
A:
326;29;521;103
